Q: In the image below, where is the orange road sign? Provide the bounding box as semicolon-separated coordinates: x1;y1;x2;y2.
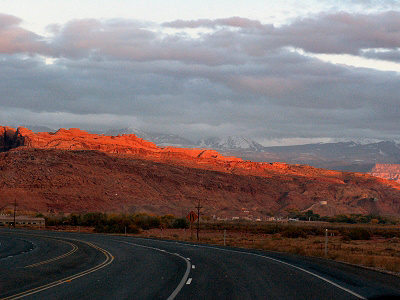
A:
187;211;198;223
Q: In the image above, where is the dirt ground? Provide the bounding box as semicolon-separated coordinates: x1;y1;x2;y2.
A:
139;227;400;275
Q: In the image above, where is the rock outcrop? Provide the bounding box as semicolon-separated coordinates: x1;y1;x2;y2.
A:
1;126;400;217
0;126;25;151
370;164;400;183
0;126;242;164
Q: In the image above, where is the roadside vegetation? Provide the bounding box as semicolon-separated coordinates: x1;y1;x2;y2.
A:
41;211;400;274
286;209;395;225
142;220;400;274
43;212;189;233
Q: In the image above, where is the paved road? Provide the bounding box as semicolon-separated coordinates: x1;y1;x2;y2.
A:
1;228;399;299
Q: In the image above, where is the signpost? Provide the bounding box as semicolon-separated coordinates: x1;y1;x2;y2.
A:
186;211;198;239
187;211;198;222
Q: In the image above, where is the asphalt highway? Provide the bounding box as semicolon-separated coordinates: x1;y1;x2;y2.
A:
1;228;399;300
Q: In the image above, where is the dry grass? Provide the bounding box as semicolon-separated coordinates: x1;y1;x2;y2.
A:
140;227;400;275
30;220;400;275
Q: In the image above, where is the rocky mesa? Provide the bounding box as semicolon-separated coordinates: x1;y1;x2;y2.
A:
1;126;400;218
0;126;241;163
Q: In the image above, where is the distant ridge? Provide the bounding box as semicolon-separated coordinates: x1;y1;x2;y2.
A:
225;141;400;172
21;125;56;133
100;128;400;172
103;127;195;147
197;136;265;151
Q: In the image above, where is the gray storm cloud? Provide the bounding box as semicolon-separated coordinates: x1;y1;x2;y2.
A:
0;12;399;142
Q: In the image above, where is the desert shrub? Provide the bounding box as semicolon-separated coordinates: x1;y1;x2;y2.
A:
380;230;400;239
271;233;282;240
44;216;61;226
128;224;140;234
341;235;351;242
172;218;189;229
148;216;161;228
82;212;108;226
260;224;283;234
94;218;140;234
282;227;307;238
133;213;161;230
161;214;175;228
344;228;372;240
68;213;82;226
309;227;325;236
330;215;357;224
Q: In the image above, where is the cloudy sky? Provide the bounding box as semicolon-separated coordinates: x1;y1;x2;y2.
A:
1;0;400;145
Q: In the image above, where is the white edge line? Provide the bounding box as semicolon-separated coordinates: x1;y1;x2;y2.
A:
117;240;191;300
1;237;114;300
132;238;366;300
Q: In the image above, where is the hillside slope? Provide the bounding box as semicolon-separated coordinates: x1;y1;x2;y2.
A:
1;147;400;218
1;126;400;217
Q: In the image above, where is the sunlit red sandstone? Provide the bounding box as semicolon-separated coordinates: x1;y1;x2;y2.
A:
1;126;400;217
0;126;352;179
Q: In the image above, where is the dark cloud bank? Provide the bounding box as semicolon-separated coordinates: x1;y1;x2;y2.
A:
0;12;399;144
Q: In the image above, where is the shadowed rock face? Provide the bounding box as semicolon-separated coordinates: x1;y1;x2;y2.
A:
1;126;400;217
0;127;25;151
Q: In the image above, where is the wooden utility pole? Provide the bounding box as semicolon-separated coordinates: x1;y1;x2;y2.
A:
195;200;202;240
13;199;17;228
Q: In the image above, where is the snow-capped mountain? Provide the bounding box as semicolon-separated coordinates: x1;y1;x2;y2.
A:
102;129;267;151
197;136;265;151
21;125;56;133
103;128;195;147
13;125;400;172
264;141;400;160
103;128;149;139
236;140;400;172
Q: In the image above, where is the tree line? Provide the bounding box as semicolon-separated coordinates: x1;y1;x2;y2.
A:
43;212;189;233
286;210;396;224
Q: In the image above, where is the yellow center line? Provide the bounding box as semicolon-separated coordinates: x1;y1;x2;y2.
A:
0;234;114;300
24;240;79;268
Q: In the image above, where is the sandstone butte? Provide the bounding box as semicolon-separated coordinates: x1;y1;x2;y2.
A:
1;126;400;218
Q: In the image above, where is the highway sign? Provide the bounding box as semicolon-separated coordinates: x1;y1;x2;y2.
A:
186;211;198;223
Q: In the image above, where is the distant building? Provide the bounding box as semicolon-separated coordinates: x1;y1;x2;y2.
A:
0;215;45;226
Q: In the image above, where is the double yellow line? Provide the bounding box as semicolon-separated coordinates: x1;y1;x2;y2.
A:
0;235;114;300
24;239;79;268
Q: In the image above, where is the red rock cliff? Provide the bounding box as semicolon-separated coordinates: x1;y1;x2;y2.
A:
0;126;242;164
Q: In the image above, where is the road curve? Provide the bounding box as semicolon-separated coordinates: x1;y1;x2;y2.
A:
1;228;400;300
